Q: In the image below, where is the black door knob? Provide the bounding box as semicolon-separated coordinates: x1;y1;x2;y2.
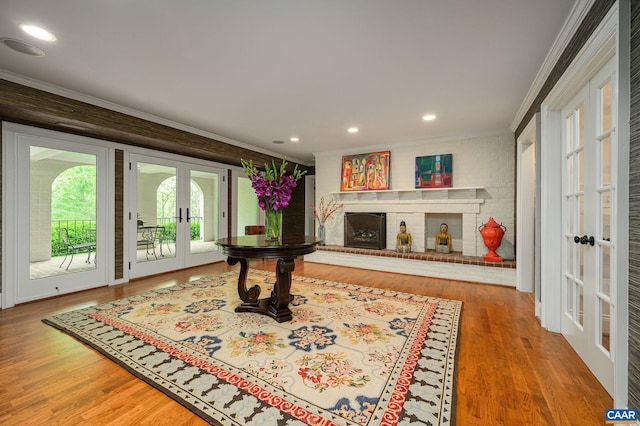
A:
579;235;595;246
574;236;581;244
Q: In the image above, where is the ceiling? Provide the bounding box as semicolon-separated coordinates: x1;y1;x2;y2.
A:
0;0;578;165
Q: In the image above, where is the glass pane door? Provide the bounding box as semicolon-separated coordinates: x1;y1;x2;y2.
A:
31;147;98;278
136;161;177;263
185;166;225;266
130;157;182;278
5;124;108;305
594;75;614;359
564;101;587;335
561;58;616;395
130;156;225;277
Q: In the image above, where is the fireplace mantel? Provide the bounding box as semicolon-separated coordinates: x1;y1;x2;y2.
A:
330;186;484;202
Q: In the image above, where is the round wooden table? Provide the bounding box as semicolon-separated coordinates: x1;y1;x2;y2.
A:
215;235;321;322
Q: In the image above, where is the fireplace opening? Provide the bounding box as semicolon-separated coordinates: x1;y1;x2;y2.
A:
344;212;386;249
425;213;462;252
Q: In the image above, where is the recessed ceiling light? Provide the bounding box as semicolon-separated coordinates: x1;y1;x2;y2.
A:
0;38;45;56
272;140;285;144
290;137;299;142
423;114;437;121
20;24;56;42
348;127;359;133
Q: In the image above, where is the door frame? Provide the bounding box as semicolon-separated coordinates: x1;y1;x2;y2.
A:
128;154;184;278
2;122;113;308
128;154;227;279
183;163;227;268
538;5;627;404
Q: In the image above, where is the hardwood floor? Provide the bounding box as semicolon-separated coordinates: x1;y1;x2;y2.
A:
0;260;612;425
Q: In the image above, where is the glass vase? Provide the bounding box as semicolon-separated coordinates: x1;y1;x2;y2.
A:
318;223;326;245
264;207;283;242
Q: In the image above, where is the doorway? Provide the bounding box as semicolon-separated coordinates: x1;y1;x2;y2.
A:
236;174;261;236
129;155;225;278
517;119;536;297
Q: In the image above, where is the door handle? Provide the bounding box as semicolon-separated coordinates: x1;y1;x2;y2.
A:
178;207;183;223
186;208;190;223
574;236;581;244
579;235;595;246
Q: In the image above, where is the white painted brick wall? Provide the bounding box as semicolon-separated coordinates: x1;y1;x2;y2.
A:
313;131;515;259
305;252;516;287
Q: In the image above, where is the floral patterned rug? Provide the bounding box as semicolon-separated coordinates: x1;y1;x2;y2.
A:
44;270;462;425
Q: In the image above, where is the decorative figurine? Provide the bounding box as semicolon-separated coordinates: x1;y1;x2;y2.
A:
435;223;452;254
396;221;412;253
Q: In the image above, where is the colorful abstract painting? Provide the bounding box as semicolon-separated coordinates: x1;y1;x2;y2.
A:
340;151;390;191
415;154;453;188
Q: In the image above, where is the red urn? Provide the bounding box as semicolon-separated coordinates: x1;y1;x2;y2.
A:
479;217;506;262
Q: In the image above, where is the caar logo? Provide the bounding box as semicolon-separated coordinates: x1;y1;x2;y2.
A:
606;409;638;424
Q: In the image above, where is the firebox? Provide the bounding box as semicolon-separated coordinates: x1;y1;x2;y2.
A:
344;212;387;249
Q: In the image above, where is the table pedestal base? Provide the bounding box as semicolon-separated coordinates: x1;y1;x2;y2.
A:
228;256;296;323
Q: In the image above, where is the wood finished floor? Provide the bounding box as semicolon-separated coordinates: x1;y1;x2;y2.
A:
0;260;612;425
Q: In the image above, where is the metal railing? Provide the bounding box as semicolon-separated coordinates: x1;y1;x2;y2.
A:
51;217;203;256
51;220;96;256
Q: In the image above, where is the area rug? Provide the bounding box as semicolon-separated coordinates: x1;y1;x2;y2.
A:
44;270;462;425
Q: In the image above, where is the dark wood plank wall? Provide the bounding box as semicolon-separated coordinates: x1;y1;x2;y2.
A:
0;80;314;173
0;79;313;283
114;149;124;279
629;0;640;412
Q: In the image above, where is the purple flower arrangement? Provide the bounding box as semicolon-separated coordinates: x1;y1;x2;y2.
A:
241;158;306;211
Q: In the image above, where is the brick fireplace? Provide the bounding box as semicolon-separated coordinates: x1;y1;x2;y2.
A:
323;188;486;257
305;189;516;286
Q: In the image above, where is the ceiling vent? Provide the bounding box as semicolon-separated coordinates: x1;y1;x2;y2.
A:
0;38;44;56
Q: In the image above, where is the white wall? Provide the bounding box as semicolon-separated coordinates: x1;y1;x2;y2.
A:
236;176;260;236
313;132;516;259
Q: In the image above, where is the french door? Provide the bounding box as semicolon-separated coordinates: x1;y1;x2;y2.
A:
129;155;225;278
3;124;108;305
562;58;616;394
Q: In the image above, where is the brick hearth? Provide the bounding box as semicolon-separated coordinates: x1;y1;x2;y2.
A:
305;245;517;286
317;245;516;268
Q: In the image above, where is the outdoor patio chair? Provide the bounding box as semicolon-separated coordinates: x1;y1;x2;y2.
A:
158;226;176;256
59;228;96;270
137;225;163;260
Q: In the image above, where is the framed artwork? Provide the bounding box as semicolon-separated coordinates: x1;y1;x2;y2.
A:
341;151;390;191
415;154;452;188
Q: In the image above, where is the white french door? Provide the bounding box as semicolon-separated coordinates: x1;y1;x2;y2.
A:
2;124;108;306
561;58;616;395
185;164;226;267
129;155;225;278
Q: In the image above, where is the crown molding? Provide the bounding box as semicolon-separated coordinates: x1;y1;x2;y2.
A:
510;0;595;131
